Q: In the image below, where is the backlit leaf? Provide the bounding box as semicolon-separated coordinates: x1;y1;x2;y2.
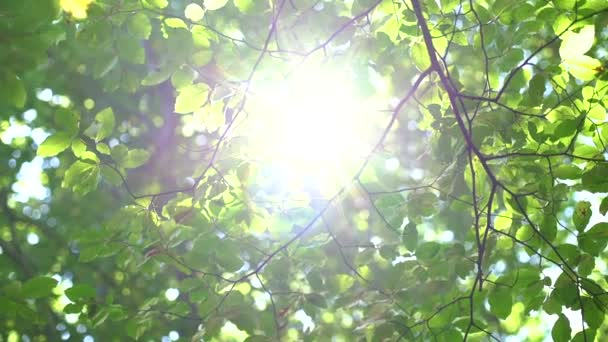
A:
94;107;115;141
174;83;209;114
559;26;595;60
37;133;73;157
204;0;229;10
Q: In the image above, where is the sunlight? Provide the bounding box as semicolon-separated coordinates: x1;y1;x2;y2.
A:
248;63;376;194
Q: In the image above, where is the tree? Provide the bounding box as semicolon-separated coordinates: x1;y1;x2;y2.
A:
2;0;608;340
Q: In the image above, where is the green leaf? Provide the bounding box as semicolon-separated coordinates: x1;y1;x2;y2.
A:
116;35;145;64
551;314;571;342
0;72;27;108
63;303;84;314
215;242;243;271
335;274;355;292
582;297;604;328
306;293;327;308
554;119;578;138
528;74;546;105
78;245;99;262
560;26;595;60
553;164;581;179
410;41;430;71
553;272;578;307
94;107;115;141
92;307;110;327
582;164;608;192
573;201;592;232
62;161;100;195
578;223;608;256
171;65;198;89
541;215;558;242
141;67;174;86
416;242;440;262
407;192;438;219
127;12;151;40
100;165;123;185
65;284;96;301
71;139;98;162
599;196;608;215
553;14;572;34
204;0;229;10
121;149;150;168
564;54;602;80
143;0;168;8
174;83;209;114
572;329;596;342
553;0;575;9
578;253;595;277
401;222;418;251
488;286;512;319
37;133;73;157
22;276;57;299
55;108;80;135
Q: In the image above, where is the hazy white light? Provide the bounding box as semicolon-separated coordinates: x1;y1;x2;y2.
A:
27;233;39;245
295;309;315;333
65;313;79;324
169;331;179;341
38;88;53;102
165;288;179;301
248;63;377;193
13;157;50;202
385;157;400;171
23;109;37;122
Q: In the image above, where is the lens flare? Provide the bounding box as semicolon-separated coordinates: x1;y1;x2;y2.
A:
246;63;377;194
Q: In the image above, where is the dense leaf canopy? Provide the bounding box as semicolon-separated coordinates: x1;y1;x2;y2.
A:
2;0;608;341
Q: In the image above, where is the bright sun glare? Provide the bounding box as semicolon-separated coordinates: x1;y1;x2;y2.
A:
248;63;377;194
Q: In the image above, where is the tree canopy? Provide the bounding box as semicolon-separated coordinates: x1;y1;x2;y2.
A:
2;0;608;341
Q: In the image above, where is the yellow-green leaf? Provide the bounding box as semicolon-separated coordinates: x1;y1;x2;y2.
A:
553;0;575;10
204;0;229;10
95;107;115;141
559;26;595;60
71;139;99;162
410;41;431;71
175;83;209;114
38;133;74;157
564;54;602;81
127;12;152;40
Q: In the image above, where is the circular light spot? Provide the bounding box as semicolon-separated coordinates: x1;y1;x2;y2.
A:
23;109;37;122
169;331;179;341
38;88;53;102
244;63;379;194
165;288;180;301
84;99;95;110
185;3;205;21
26;233;39;245
385;157;400;172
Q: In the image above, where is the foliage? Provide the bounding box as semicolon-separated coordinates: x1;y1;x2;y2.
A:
2;0;608;341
